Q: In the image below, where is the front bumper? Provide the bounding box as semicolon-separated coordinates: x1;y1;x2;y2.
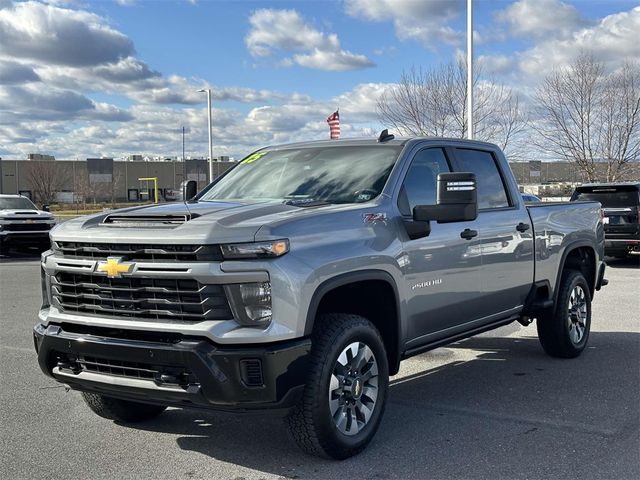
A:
33;322;311;411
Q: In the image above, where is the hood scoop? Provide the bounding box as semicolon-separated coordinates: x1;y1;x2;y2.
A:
13;211;38;215
102;213;194;227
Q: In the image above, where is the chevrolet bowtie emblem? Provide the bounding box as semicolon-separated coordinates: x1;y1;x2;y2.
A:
96;257;135;278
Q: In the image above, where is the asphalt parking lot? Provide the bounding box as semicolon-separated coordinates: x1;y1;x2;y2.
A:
1;250;638;480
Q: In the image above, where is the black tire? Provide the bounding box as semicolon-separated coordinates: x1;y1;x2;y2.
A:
81;392;167;423
286;313;389;459
537;269;591;358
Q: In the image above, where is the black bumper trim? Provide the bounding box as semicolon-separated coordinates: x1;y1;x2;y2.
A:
33;323;311;411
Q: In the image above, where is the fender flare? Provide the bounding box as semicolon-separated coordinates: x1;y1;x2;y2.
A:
554;241;597;305
304;269;403;373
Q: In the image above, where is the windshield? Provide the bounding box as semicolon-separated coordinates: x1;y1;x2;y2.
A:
199;146;402;204
0;197;37;210
572;188;639;208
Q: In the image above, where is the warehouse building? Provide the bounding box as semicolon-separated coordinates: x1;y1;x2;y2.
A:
0;158;235;203
0;157;638;204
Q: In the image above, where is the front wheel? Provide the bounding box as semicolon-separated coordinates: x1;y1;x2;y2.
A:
286;313;389;459
537;269;592;358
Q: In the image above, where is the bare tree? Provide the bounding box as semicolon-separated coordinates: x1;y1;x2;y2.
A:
377;60;527;158
26;161;62;206
73;170;91;210
533;53;640;182
110;168;123;207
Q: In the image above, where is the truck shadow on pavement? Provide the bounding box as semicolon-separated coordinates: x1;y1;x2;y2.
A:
605;256;640;269
126;331;639;479
0;247;44;263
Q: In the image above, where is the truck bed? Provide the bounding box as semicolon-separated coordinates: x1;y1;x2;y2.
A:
526;201;604;294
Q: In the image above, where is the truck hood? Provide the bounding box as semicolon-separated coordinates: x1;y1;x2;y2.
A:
0;209;54;220
50;200;339;244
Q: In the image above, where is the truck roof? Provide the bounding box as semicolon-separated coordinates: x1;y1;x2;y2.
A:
263;136;500;151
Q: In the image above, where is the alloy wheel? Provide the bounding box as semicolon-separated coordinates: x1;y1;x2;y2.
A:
328;342;379;436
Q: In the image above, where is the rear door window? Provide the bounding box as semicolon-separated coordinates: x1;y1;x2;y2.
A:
453;149;511;209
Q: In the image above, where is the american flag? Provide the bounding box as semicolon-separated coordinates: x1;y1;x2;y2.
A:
327;110;340;139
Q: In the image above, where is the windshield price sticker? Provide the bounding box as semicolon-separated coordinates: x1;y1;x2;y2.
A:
242;151;269;164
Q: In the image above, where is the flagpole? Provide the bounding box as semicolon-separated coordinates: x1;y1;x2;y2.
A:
467;0;473;140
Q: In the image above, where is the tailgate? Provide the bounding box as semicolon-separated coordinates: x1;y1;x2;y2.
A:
602;207;640;238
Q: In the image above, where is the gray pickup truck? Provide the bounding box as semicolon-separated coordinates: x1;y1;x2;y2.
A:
34;135;607;459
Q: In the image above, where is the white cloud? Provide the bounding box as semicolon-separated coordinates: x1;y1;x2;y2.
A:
345;0;464;47
0;84;132;122
0;59;40;84
246;9;374;71
292;48;375;72
478;54;516;76
332;83;393;122
1;79;392;159
496;0;587;39
518;6;640;77
0;1;133;66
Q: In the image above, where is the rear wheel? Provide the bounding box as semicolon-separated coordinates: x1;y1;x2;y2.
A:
537;269;591;358
81;392;166;422
286;313;389;459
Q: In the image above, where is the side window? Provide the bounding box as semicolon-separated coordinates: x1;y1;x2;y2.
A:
399;148;450;215
454;149;510;209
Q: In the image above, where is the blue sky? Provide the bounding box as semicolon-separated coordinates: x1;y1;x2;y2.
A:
0;0;638;159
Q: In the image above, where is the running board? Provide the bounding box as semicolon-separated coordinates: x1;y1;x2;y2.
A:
401;315;518;360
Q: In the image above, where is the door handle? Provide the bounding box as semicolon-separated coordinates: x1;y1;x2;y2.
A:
516;222;530;232
460;228;478;240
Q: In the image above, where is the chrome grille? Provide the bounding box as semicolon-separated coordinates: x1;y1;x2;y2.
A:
51;272;232;322
53;242;222;262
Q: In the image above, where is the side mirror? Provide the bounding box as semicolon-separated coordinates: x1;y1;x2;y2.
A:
183;180;198;201
42;204;50;212
413;172;478;223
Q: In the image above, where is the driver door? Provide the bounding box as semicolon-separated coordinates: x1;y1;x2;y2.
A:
398;147;484;346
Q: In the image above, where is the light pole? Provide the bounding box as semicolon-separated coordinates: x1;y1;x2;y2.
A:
466;0;474;140
197;88;214;182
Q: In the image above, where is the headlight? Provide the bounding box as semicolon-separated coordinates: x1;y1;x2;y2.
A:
220;239;289;259
224;282;272;327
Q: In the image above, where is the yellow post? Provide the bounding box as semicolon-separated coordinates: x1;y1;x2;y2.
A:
138;177;159;204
